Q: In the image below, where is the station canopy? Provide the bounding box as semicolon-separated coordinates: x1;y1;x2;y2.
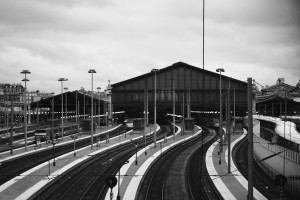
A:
30;90;104;113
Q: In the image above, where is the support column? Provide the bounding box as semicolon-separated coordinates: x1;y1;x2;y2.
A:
247;78;253;200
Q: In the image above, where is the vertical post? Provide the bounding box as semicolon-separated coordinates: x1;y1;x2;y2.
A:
24;81;28;149
61;82;64;140
151;69;158;148
173;77;175;139
78;101;80;122
154;71;157;147
187;87;191;118
97;87;101;128
76;91;78;122
182;91;185;135
65;88;68;122
58;78;68;141
51;97;56;166
135;142;138;165
227;79;231;173
10;100;13;155
88;69;96;149
280;101;282;116
265;104;267;116
216;68;225;159
37;101;39;126
51;98;54;145
144;88;147;155
91;75;94;149
247;78;253;200
233;87;236;136
146;87;148;125
283;94;287;175
117;169;121;200
84;93;86;119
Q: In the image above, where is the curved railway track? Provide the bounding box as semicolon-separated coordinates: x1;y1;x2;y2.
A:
233;136;290;199
29;124;173;200
135;126;219;200
187;127;223;200
0;126;126;185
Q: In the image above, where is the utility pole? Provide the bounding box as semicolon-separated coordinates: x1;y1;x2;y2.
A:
247;77;253;200
227;78;231;173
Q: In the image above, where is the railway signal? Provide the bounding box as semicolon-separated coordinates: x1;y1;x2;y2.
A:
105;176;117;200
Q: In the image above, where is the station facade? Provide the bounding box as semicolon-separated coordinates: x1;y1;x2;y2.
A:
111;62;248;120
256;78;300;116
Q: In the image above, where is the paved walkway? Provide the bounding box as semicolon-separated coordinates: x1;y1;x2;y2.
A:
206;129;268;200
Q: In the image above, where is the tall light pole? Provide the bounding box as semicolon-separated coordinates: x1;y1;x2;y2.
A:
97;87;101;128
227;78;231;173
151;68;159;148
36;90;40;126
64;87;68;123
247;77;254;200
232;84;237;136
21;69;31;150
168;77;176;139
58;78;68;140
50;92;56;166
216;68;224;164
88;69;96;149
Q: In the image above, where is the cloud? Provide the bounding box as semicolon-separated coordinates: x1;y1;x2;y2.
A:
0;0;299;94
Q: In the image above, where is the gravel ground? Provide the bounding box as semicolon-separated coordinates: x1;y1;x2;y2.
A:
164;140;201;200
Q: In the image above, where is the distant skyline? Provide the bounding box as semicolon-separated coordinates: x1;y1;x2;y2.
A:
0;0;299;94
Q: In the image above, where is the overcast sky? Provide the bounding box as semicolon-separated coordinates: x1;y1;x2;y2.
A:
0;0;299;94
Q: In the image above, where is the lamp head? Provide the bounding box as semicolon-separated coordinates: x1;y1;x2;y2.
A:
216;68;225;73
21;70;31;74
151;69;159;73
88;69;96;73
22;78;29;82
58;78;68;82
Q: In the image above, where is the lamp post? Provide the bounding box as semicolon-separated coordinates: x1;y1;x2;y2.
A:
50;92;56;166
88;69;96;149
216;68;224;164
168;77;176;139
97;87;101;128
64;87;68;123
21;69;31;150
232;84;237;136
84;92;86;119
151;69;159;148
36;90;40;126
58;78;68;140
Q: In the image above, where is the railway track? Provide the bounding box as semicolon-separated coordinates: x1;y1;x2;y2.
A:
187;127;223;200
0;126;126;185
233;136;288;199
135;126;219;200
28;124;172;200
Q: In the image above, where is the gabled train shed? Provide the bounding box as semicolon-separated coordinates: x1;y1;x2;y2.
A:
111;62;248;121
30;90;108;123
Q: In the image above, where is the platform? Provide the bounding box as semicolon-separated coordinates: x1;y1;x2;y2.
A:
0;123;200;200
206;129;268;200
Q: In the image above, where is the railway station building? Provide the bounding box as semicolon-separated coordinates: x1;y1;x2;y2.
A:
256;78;300;117
28;62;249;124
111;62;248;121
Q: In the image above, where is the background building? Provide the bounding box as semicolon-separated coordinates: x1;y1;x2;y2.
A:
256;78;300;116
